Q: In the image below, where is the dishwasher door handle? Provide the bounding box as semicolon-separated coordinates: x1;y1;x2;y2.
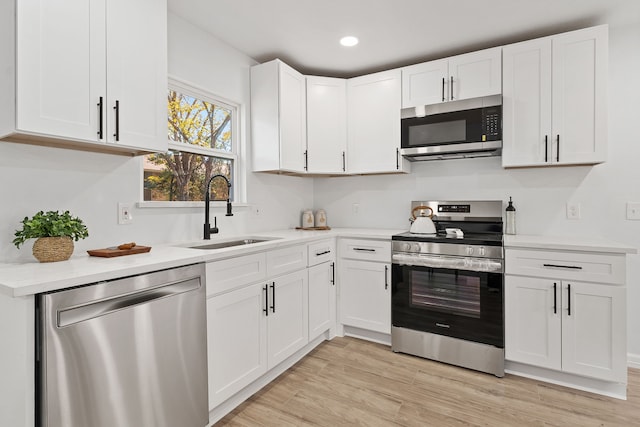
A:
57;278;201;327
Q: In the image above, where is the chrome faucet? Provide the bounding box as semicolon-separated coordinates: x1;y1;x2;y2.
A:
204;174;233;239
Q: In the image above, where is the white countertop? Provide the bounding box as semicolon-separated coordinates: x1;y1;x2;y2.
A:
504;234;637;255
0;228;404;298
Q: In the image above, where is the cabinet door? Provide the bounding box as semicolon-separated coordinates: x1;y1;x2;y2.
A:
505;276;561;370
306;76;347;174
267;270;309;367
308;262;336;341
449;47;502;102
106;0;167;152
347;70;404;174
551;26;607;165
207;284;267;409
561;281;626;382
401;59;448;108
339;260;390;334
279;62;307;172
16;0;106;142
502;38;552;167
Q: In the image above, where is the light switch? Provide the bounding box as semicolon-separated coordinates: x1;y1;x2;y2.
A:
627;202;640;220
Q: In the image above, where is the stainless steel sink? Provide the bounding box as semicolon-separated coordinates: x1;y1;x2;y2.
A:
188;238;276;250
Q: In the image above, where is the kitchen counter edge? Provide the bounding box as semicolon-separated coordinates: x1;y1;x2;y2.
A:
504;234;637;255
0;228;403;297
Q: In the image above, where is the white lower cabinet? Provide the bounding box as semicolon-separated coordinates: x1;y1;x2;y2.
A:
308;261;336;340
266;269;309;367
207;283;267;409
505;247;627;384
338;238;392;335
206;245;310;410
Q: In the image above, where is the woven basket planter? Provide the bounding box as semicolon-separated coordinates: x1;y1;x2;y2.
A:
32;236;74;262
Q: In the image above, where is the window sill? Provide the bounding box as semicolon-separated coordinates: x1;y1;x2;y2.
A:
137;201;250;209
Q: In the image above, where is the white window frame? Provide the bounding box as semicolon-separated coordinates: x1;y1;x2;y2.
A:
139;77;246;208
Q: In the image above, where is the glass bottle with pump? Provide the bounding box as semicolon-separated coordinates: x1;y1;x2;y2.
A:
505;197;516;235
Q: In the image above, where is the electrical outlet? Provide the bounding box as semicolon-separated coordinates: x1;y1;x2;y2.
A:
627;202;640;220
118;202;133;225
253;205;261;216
566;202;581;220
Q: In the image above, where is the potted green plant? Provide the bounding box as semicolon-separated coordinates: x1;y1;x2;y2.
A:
13;210;89;262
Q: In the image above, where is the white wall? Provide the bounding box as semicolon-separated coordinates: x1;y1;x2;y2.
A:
314;21;640;362
0;12;313;263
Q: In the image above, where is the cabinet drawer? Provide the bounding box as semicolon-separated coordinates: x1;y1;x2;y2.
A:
307;239;336;267
206;253;267;296
339;238;391;262
267;244;308;277
505;248;626;285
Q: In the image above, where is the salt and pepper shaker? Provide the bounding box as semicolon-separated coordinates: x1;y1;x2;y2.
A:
505;197;516;235
302;209;314;228
315;209;327;228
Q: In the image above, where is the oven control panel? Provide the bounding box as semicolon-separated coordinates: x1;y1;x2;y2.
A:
392;241;503;260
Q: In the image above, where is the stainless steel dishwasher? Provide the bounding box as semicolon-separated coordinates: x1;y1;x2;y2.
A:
36;263;208;427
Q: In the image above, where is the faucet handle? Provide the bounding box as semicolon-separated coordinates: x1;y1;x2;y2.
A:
211;216;219;234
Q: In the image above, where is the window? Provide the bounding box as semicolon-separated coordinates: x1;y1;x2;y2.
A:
143;80;238;202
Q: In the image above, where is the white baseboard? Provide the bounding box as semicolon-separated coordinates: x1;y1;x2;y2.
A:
628;353;640;369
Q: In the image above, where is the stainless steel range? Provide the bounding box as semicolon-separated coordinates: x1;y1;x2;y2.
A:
391;200;505;377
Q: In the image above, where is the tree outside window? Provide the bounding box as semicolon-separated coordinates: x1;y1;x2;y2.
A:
144;83;237;202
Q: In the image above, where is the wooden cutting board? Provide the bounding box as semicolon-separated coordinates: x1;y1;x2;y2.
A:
87;246;152;257
295;226;331;230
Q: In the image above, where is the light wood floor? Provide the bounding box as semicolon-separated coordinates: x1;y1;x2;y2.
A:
217;337;640;426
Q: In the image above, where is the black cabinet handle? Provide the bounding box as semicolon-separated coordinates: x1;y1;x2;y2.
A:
270;282;276;313
97;97;103;139
384;265;389;290
567;283;571;316
544;135;548;162
263;284;269;317
304;150;308;171
450;76;454;100
315;250;331;256
330;262;335;285
441;77;445;102
396;148;400;170
543;263;582;270
353;248;375;252
553;282;557;314
556;135;560;162
113;100;120;141
342;151;346;172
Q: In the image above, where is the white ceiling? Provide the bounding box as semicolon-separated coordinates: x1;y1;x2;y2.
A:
168;0;640;77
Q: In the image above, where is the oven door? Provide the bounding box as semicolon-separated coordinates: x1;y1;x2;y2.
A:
391;256;503;347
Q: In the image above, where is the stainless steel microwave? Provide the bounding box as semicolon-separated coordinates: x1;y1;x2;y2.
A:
400;99;502;161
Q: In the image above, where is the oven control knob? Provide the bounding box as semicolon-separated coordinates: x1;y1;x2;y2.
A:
466;246;474;255
403;243;412;252
412;243;421;252
479;247;486;256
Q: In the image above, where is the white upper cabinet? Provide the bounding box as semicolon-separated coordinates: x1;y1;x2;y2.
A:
347;69;410;174
402;47;501;108
251;59;307;173
502;25;608;167
1;0;167;155
306;76;347;174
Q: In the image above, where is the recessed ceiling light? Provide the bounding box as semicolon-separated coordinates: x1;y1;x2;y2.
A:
340;36;359;47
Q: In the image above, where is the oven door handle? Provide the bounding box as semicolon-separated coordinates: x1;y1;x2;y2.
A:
392;253;503;273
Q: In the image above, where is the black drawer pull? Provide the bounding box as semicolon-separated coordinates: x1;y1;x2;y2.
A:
263;284;268;317
567;283;571;316
543;263;582;270
553;282;557;314
353;248;375;252
315;250;331;256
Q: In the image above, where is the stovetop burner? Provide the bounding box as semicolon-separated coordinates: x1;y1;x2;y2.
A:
395;200;504;247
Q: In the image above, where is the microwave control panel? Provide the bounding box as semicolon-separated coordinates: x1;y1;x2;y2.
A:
482;107;501;141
